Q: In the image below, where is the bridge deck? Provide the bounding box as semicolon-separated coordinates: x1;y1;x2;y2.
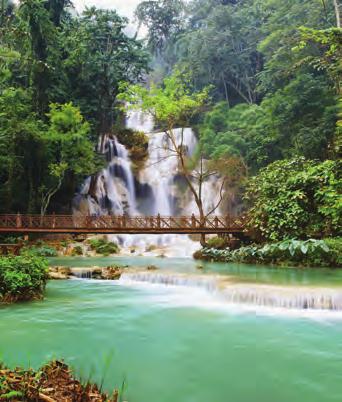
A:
0;214;247;235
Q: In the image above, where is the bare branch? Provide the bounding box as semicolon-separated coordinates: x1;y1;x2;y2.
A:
205;178;227;218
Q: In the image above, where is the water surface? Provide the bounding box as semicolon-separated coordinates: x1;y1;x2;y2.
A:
1;258;342;402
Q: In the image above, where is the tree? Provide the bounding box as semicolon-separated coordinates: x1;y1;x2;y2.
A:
135;0;185;53
40;161;67;215
200;73;337;172
120;69;242;244
333;0;341;27
18;0;63;116
0;88;45;213
40;102;101;214
62;7;149;136
293;27;342;157
174;0;264;104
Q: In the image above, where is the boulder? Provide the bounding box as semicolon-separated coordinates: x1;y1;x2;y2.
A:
147;265;158;271
101;265;123;280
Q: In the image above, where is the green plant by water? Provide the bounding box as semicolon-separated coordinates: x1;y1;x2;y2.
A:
0;255;48;303
200;238;342;268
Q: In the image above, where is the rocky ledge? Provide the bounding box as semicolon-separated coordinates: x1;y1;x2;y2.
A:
48;265;159;280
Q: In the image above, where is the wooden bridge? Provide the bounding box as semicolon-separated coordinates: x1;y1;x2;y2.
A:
0;214;247;236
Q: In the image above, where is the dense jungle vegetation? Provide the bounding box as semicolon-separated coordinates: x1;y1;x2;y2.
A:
0;0;341;243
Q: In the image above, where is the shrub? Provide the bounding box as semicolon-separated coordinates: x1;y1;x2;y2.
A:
206;236;227;249
201;238;342;268
115;127;148;170
0;255;49;303
71;245;83;256
245;158;342;240
88;238;119;255
21;245;58;257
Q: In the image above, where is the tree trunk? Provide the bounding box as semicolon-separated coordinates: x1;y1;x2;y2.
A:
333;0;341;27
200;233;206;247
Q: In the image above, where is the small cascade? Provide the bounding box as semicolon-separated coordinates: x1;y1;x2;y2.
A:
220;285;342;311
120;271;219;292
118;271;342;311
70;268;93;279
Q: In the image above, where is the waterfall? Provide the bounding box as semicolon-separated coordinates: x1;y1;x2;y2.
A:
73;110;222;256
138;127;197;215
75;134;138;216
119;271;342;311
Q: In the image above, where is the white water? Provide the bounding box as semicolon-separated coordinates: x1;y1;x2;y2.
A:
74;134;138;216
74;110;222;256
119;271;342;313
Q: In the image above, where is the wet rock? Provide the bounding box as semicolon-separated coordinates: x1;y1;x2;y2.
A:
58;267;72;276
49;271;69;280
49;266;71;280
101;265;123;280
147;265;158;271
92;268;103;279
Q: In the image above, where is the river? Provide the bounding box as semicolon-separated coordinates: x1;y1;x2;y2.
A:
1;257;342;402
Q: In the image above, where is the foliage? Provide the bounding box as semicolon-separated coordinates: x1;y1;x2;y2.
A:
120;69;234;242
0;255;48;303
71;245;83;256
21;244;58;257
201;238;342;268
206;236;227;249
46;103;96;175
135;0;185;53
245;158;342;240
0;360;120;401
0;1;148;214
88;238;119;255
115;128;149;169
0;88;46;213
200;73;337;170
62;7;149;135
174;0;264;104
119;68;211;128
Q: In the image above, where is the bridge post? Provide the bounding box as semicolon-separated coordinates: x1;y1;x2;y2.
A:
122;214;126;228
16;213;22;228
157;213;161;229
225;214;230;228
52;212;56;229
214;216;219;228
191;214;196;228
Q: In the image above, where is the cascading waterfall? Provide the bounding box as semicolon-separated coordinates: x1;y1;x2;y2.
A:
74;134;138;217
74;110;223;256
119;271;342;311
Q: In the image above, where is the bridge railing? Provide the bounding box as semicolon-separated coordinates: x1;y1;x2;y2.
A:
0;214;247;232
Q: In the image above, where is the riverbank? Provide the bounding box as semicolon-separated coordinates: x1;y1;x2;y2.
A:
194;238;342;268
0;360;119;401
